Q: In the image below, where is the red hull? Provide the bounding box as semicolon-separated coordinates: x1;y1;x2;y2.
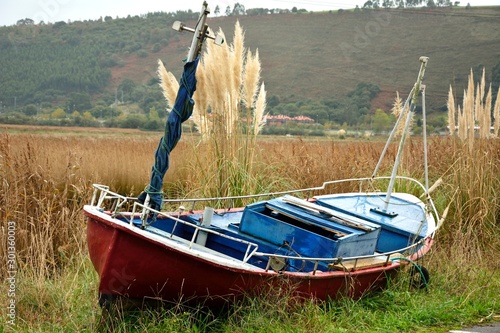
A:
85;208;432;306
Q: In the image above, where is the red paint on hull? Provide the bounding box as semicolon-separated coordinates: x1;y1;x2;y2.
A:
85;208;431;306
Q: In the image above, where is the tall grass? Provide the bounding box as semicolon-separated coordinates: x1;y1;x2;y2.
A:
445;68;500;264
440;139;500;265
1;126;499;331
448;67;500;140
0;132;98;331
157;21;271;201
0;133;89;279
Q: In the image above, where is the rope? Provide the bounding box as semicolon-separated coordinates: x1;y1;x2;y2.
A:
143;184;164;199
391;257;429;290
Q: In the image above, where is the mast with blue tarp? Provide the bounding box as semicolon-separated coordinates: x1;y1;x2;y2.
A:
138;2;223;220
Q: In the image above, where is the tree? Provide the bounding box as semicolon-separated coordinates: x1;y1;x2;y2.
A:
143;106;162;130
152;43;161;52
23;104;37;116
16;18;34;25
232;3;246;15
406;0;425;7
372;109;392;133
71;111;81;118
148;106;161;121
119;79;136;102
436;0;453;6
51;108;66;119
268;95;280;108
382;0;395;8
83;111;94;120
121;114;147;129
67;92;92;112
214;5;220;16
225;6;231;16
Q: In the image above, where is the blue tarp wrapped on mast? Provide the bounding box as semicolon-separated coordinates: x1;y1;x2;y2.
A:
137;58;199;210
138;1;221;214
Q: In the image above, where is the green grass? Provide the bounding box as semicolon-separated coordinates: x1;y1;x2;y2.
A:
0;255;99;332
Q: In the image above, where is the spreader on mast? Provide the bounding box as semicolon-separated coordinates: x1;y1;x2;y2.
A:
139;2;223;223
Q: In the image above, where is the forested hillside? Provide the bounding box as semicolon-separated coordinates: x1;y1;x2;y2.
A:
0;5;499;133
0;12;195;116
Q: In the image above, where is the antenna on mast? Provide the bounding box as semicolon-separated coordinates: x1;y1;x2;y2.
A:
172;1;224;62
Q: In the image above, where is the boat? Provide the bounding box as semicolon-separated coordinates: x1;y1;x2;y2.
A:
84;2;444;308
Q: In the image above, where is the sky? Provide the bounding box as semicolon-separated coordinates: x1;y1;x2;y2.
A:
0;0;498;26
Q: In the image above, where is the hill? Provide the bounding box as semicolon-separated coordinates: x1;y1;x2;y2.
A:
179;7;500;110
0;6;499;128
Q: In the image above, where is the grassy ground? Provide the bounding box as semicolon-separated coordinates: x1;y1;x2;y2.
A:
1;127;499;332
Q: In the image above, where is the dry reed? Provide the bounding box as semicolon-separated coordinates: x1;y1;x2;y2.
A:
1;124;499;331
156;21;269;200
447;86;456;135
0;130;195;278
6;128;498;270
0;133;89;281
391;91;412;137
444;68;500;265
448;67;500;141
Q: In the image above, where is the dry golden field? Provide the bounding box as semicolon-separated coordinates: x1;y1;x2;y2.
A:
1;124;499;331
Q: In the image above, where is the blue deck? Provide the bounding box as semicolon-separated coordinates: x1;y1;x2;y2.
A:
239;195;380;259
314;194;428;252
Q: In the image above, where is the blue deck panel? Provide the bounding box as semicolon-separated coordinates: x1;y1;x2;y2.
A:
266;196;372;236
239;197;380;259
314;194;428;253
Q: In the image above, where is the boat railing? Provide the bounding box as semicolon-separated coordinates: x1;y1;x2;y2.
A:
91;175;441;236
129;199;260;263
91;184;130;211
89;178;437;270
90;184;259;263
158;176;440;236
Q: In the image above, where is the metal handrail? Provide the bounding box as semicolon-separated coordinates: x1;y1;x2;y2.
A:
89;178;438;269
92;175;440;227
128;199;260;263
90;184;259;264
91;174;440;234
